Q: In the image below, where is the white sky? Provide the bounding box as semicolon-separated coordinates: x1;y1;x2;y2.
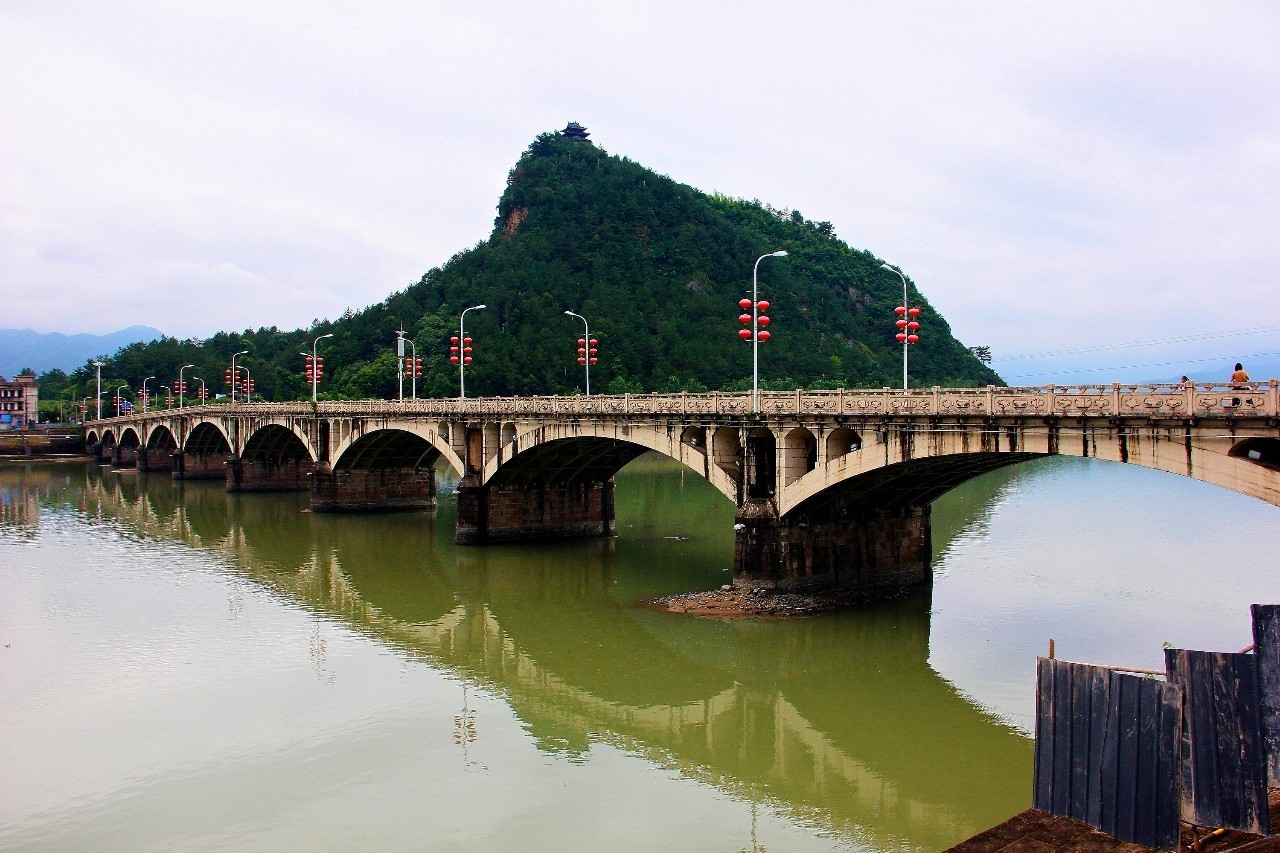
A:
2;1;1277;367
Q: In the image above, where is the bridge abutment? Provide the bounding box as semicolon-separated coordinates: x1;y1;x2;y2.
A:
226;455;313;492
311;468;436;513
734;502;932;595
456;477;616;545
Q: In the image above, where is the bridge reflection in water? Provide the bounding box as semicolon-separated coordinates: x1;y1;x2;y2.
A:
49;456;1033;851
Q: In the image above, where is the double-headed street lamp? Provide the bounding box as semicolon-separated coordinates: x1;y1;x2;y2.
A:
93;361;104;420
310;334;333;404
178;363;195;408
563;310;595;396
749;251;788;412
451;304;486;399
230;350;248;402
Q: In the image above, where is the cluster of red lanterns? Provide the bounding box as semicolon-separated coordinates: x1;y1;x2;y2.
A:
173;379;188;396
303;355;325;383
737;298;772;341
449;336;473;365
405;356;423;378
577;338;598;365
894;306;922;344
197;386;209;401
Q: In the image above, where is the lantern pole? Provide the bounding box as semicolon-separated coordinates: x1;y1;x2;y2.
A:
230;350;248;402
564;310;593;396
178;364;194;409
311;333;333;404
751;251;788;413
881;263;911;390
458;304;486;401
407;337;418;401
141;376;155;413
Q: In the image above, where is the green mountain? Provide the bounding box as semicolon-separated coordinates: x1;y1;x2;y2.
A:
41;129;1000;412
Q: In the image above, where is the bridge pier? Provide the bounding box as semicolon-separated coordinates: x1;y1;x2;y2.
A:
171;451;229;480
734;501;932;595
311;467;436;513
113;444;138;469
137;448;174;473
456;476;616;545
226;455;312;492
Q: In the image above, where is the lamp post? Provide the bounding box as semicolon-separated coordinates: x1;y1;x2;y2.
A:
880;263;920;390
81;397;91;423
749;251;788;412
141;376;155;413
178;363;195;409
564;311;596;396
396;328;405;402
310;334;332;404
229;351;248;402
406;336;418;401
115;385;129;417
93;361;103;420
159;385;173;409
238;366;251;402
192;377;206;404
451;304;486;400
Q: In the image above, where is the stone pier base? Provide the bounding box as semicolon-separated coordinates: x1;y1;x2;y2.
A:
138;448;174;473
172;452;229;480
734;501;932;594
456;477;615;545
311;468;436;513
113;446;138;469
226;456;312;492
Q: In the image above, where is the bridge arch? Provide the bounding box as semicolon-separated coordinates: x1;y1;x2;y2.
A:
242;423;316;464
330;424;463;478
86;429;100;445
118;426;141;451
184;421;232;456
146;424;178;451
483;422;739;504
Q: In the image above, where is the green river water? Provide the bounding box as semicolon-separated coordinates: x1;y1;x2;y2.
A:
1;455;1276;852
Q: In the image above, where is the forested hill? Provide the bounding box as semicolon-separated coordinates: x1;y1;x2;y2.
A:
43;130;1000;409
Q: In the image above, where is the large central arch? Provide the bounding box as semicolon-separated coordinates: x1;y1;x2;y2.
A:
314;427;458;512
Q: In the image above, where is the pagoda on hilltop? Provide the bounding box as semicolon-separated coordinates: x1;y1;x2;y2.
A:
561;121;590;141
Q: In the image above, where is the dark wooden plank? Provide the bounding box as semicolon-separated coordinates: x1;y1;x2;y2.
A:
1153;681;1183;851
1132;677;1157;843
1251;604;1280;787
1035;657;1055;811
1053;660;1076;816
1086;665;1110;829
1070;663;1095;821
1112;674;1139;842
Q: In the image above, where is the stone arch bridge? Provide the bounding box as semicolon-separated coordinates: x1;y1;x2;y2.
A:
86;382;1280;594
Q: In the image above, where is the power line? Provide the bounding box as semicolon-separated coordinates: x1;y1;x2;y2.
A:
1005;350;1280;381
995;325;1280;362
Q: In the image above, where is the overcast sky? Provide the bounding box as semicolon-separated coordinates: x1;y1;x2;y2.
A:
2;1;1277;379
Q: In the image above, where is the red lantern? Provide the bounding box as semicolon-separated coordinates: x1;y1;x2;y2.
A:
463;336;473;345
578;338;586;346
758;315;770;326
756;300;770;311
907;334;919;344
589;339;597;346
450;346;459;353
738;329;751;340
758;330;771;341
463;356;473;364
907;308;920;317
738;298;752;309
739;314;751;324
578;347;586;355
450;356;459;364
907;321;920;330
589;358;597;364
578;357;586;364
896;320;908;329
895;306;906;315
450;336;459;343
896;333;907;342
463;346;473;354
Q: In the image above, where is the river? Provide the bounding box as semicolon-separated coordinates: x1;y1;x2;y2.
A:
1;455;1276;852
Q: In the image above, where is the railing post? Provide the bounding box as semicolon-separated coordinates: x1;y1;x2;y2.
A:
932;386;940;415
796;388;801;413
987;385;995;414
1270;379;1278;418
1047;384;1056;416
1111;383;1121;416
838;387;844;413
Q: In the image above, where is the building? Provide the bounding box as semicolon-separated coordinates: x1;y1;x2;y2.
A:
0;375;38;429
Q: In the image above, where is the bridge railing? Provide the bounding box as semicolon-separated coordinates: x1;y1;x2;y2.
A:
84;380;1279;426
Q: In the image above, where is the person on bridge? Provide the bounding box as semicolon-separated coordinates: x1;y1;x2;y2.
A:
1231;363;1251;390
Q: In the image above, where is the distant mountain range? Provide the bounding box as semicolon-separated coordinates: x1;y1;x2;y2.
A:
0;326;163;378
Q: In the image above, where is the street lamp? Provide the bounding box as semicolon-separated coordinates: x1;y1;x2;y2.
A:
192;377;206;404
115;385;129;417
237;366;252;402
310;333;333;404
880;263;920;390
229;350;248;402
93;361;104;420
749;251;788;412
564;310;596;396
160;386;173;409
451;304;486;400
406;336;419;401
141;376;155;413
178;363;195;409
81;397;91;423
